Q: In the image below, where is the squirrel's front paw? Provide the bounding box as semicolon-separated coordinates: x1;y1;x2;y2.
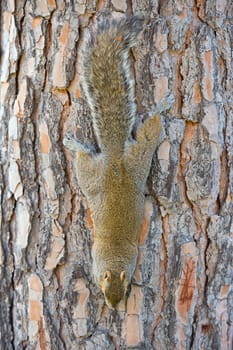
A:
63;134;80;151
159;91;175;112
63;134;95;154
151;92;175;116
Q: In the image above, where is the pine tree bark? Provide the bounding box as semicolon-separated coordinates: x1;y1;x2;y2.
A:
1;1;233;349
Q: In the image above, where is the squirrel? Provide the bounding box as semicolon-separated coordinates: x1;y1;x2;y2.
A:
63;16;174;308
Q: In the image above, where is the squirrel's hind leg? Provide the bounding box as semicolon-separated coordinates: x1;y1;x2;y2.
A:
63;134;97;173
63;134;104;197
150;92;175;117
124;115;161;187
63;134;95;154
124;92;174;187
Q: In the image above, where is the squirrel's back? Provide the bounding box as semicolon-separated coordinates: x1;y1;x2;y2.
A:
64;15;174;309
80;16;143;155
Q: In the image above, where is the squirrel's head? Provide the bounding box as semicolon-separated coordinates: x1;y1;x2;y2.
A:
100;270;128;308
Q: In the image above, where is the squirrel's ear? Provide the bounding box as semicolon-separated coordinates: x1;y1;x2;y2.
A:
120;271;126;282
104;271;111;282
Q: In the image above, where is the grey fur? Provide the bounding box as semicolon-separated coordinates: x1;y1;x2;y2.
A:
79;16;144;155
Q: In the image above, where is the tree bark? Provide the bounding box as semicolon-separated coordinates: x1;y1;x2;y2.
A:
0;1;233;349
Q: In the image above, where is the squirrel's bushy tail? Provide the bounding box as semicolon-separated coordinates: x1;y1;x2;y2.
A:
80;16;143;155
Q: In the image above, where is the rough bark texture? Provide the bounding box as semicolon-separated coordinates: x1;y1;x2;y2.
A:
0;1;233;349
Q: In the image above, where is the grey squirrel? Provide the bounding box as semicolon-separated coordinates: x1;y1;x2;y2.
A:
64;16;174;308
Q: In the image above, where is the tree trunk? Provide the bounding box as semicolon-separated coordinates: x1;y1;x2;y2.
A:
1;1;232;349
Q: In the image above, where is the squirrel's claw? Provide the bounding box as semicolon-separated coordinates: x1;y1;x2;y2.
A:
63;134;96;155
151;91;175;116
63;134;77;150
63;134;84;152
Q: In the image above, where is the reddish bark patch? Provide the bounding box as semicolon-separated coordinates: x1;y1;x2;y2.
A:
202;324;213;334
192;82;202;104
60;22;69;46
86;208;93;229
39;318;47;350
178;257;196;313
